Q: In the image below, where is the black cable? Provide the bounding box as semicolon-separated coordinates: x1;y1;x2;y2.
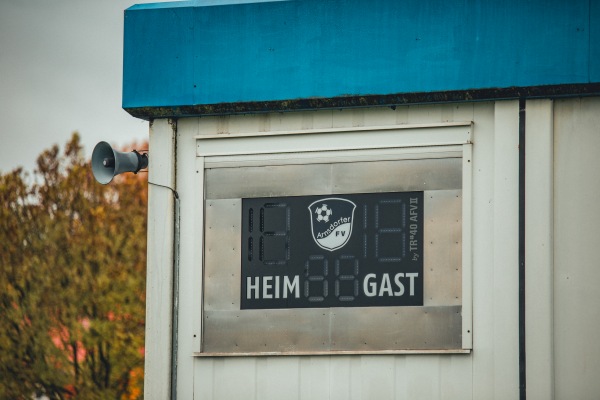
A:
148;181;179;199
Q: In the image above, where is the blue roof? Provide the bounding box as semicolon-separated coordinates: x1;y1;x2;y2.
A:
123;0;600;117
127;0;288;10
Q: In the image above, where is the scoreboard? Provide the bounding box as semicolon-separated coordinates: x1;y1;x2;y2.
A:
241;192;424;309
197;124;472;355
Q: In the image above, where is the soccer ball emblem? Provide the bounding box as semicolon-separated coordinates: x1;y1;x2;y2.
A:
315;204;332;223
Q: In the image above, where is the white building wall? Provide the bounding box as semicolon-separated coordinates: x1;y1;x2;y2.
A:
523;97;600;400
553;98;600;400
151;101;523;400
145;97;600;400
145;119;177;400
525;99;555;400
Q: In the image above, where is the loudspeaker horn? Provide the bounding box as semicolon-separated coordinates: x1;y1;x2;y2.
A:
91;141;148;184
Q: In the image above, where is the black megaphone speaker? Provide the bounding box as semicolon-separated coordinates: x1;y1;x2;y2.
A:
91;141;148;184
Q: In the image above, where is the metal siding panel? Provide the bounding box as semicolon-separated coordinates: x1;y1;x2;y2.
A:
202;309;331;353
204;148;463;169
393;357;408;398
204;164;332;199
202;307;462;354
194;354;475;400
461;144;474;348
175;122;205;398
145;120;176;400
359;356;395;399
193;358;266;400
405;357;441;398
524;99;555;400
470;102;499;398
491;101;520;399
329;306;462;351
393;355;473;400
328;357;352;400
331;158;462;193
256;358;301;400
424;190;462;306
362;107;400;127
196;107;471;137
553;98;600;399
438;356;474;400
202;160;463;354
299;357;330;400
194;359;214;399
196;124;471;157
192;157;205;352
213;358;257;400
205;157;463;198
204;200;241;311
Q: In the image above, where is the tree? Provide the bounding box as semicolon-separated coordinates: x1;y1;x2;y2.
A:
0;133;147;399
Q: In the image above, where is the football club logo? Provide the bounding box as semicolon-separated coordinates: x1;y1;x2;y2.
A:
309;198;356;251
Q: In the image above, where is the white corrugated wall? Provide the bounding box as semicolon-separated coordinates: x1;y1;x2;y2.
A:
552;98;600;399
161;101;519;399
524;98;600;400
144;98;600;399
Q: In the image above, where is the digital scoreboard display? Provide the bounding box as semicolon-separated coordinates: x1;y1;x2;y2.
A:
241;192;424;309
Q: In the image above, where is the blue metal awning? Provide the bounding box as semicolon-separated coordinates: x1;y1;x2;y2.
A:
123;0;600;117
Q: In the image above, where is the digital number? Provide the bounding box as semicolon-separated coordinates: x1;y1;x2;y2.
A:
304;255;328;302
304;255;360;302
247;202;290;265
247;208;254;261
374;199;407;262
334;255;359;301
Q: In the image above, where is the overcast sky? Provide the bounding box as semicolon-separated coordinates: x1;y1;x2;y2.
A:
0;0;180;175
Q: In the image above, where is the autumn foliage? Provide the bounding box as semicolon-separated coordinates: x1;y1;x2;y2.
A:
0;133;147;399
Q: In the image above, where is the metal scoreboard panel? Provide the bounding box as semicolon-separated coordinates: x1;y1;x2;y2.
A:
240;191;425;310
201;153;466;355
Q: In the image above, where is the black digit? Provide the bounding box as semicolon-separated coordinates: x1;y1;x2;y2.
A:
334;255;359;301
248;237;253;261
248;208;254;261
374;199;407;262
249;208;254;233
259;203;290;266
304;255;328;302
363;204;368;258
